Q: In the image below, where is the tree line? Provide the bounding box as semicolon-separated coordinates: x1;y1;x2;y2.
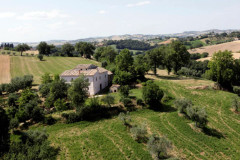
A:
106;39;155;50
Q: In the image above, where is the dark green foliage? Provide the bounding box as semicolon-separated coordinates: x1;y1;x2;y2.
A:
174;98;192;114
146;46;164;75
142;80;164;108
75;42;95;58
45;79;68;108
137;98;144;106
43;116;56;125
113;70;132;85
119;85;130;98
106;39;153;50
68;76;90;110
115;49;134;72
41;73;53;84
39;83;51;98
15;43;30;56
233;86;240;96
4;130;58;160
37;54;43;61
232;97;240;112
180;60;209;78
206;50;234;89
186;106;208;128
94;46;117;63
134;54;149;79
0;107;10;154
147;134;172;159
9;118;19;130
7;93;19;107
101;94;115;107
130;124;148;143
5;75;33;93
120;97;132;108
170;41;190;74
61;43;75;57
54;99;67;112
37;42;52;56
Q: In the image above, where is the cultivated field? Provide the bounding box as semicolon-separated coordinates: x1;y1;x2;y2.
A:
197;52;240;62
10;56;99;84
31;71;240;160
0;55;11;83
188;40;240;56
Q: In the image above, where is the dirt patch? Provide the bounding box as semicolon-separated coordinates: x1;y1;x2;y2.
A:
187;85;210;90
0;55;11;84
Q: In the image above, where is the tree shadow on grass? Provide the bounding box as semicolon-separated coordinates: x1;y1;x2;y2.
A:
149;103;177;113
202;127;225;139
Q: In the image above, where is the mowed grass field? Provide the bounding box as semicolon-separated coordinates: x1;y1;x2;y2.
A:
10;56;99;84
32;73;240;160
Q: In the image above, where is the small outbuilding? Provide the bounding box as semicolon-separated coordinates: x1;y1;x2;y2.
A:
110;84;121;93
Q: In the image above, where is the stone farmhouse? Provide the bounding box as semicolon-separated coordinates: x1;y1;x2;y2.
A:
60;64;113;95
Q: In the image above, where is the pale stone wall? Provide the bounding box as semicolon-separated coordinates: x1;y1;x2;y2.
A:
60;71;109;95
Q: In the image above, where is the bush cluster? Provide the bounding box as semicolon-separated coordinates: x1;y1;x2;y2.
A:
174;98;208;128
233;86;240;96
3;130;58;159
147;134;172;159
232;97;240;112
0;75;33;94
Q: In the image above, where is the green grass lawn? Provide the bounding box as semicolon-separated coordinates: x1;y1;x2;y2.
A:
30;76;240;159
10;56;100;84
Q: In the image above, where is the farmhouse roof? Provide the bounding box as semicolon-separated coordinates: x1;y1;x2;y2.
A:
60;64;111;77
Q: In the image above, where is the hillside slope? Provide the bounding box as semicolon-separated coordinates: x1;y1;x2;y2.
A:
188;40;240;56
32;71;240;159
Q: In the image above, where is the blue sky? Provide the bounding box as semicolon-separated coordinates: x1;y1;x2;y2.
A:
0;0;240;42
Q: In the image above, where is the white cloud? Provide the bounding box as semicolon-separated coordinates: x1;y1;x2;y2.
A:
17;10;68;20
8;25;34;34
99;10;107;14
126;1;151;7
47;22;63;30
0;12;16;18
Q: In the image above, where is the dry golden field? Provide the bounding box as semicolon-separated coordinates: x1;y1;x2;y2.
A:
189;40;240;56
0;55;11;83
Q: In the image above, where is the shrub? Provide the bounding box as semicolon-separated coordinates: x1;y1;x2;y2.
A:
147;134;172;159
174;98;192;114
7;93;19;107
186;106;208;128
62;112;81;124
119;85;130;98
26;53;29;56
39;83;51;98
9;118;19;129
101;94;115;107
232;97;240;112
37;54;43;61
54;99;67;112
142;80;164;109
118;112;131;128
233;86;240;96
7;52;11;55
130;124;148;143
12;52;16;56
4;130;58;160
43;116;56;125
137;98;144;106
120;97;132;107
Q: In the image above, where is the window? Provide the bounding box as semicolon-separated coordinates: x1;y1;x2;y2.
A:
105;75;107;78
99;76;101;80
71;78;74;82
96;77;97;81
